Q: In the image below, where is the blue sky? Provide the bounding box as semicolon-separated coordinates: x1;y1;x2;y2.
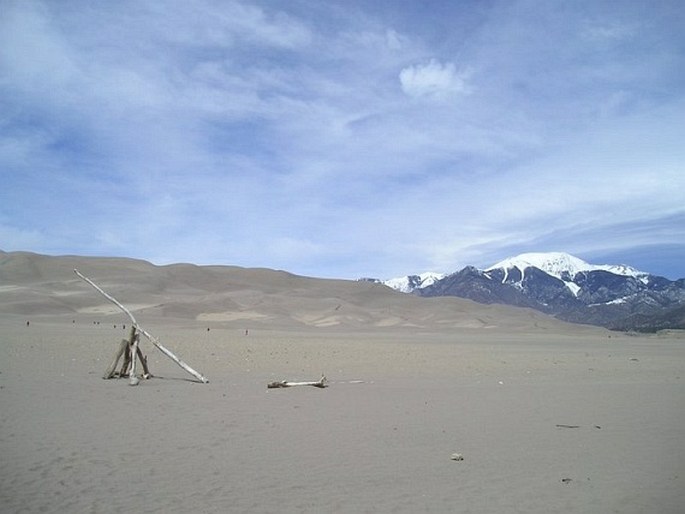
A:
1;0;684;279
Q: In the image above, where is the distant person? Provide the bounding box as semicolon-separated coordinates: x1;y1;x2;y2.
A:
26;320;29;327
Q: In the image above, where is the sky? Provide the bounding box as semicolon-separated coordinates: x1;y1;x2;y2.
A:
1;0;684;280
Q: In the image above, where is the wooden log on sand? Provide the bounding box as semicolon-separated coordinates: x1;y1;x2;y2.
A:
267;375;328;389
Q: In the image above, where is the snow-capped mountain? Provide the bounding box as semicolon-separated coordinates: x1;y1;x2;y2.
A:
486;252;647;282
409;252;684;332
382;272;446;293
483;252;650;298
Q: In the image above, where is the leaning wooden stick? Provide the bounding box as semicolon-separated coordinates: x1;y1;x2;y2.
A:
74;269;209;384
128;329;141;386
104;338;128;379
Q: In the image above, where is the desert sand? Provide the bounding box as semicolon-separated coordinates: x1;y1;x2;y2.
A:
1;251;684;513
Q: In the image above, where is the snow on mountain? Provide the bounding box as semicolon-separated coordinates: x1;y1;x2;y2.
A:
382;253;647;295
383;272;446;293
387;251;684;331
485;252;648;292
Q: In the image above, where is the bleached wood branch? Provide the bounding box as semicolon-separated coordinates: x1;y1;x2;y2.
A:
139;328;208;383
104;339;128;379
129;331;141;386
74;269;139;325
137;345;152;379
74;269;209;384
267;375;328;389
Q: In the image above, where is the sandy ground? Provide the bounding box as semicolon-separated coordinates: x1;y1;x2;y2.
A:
1;316;683;513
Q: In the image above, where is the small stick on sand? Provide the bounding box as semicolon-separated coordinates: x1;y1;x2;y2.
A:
267;375;328;389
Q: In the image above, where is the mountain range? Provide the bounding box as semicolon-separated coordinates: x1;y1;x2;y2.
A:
378;252;685;332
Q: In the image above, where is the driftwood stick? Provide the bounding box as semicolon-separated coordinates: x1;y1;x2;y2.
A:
106;326;139;379
104;338;128;379
127;325;137;347
138;328;208;383
74;269;208;383
119;344;131;377
129;331;140;386
267;375;328;389
74;269;139;325
137;346;152;379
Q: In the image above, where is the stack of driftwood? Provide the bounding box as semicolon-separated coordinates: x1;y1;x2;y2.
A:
75;269;208;386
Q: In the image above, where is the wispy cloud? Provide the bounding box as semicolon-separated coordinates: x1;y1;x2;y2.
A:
1;0;684;279
399;59;471;99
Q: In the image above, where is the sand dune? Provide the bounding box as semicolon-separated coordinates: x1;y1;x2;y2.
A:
0;250;583;332
1;250;684;513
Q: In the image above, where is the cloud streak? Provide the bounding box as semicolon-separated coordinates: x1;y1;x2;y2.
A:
399;59;471;99
1;0;684;279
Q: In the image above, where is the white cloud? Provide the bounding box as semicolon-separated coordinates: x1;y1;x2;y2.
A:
399;59;470;99
582;21;637;42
